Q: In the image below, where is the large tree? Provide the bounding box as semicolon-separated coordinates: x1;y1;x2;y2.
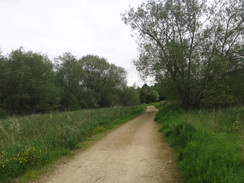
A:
1;48;60;114
80;55;127;107
55;54;128;109
122;0;244;108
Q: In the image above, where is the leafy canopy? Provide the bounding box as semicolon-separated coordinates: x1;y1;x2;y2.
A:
122;0;244;108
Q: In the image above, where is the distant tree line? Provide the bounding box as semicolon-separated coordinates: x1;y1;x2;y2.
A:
0;48;143;117
138;83;161;103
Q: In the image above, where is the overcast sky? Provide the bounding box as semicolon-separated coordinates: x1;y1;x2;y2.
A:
0;0;147;86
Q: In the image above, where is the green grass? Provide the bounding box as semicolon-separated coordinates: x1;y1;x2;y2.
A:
155;102;244;183
0;105;146;183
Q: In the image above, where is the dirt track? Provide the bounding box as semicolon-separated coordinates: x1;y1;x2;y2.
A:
34;106;181;183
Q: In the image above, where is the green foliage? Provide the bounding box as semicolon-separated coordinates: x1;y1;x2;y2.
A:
139;83;159;103
0;48;60;115
0;147;48;182
0;105;145;182
0;48;140;117
55;52;83;110
155;103;244;182
123;0;244;108
55;53;129;110
120;87;140;106
79;55;127;107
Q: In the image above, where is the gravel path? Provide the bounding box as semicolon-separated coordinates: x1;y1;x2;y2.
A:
34;106;181;183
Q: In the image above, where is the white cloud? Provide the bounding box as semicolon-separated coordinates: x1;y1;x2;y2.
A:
0;0;145;86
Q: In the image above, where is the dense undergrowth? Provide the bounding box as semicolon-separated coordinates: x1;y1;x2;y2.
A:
155;103;244;183
0;105;145;183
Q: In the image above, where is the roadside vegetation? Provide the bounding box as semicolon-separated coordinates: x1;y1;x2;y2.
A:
155;102;244;183
0;0;243;182
0;105;145;183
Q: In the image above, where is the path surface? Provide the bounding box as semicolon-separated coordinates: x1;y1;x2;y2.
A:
34;106;181;183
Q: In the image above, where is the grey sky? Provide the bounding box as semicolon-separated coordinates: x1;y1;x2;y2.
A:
0;0;145;86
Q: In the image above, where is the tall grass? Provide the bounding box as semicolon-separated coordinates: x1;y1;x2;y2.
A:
155;103;244;183
0;105;145;182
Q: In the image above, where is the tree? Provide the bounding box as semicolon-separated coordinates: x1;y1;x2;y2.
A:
122;0;244;108
139;84;150;103
0;54;9;116
147;90;159;103
120;86;140;106
55;52;83;110
55;54;129;109
80;55;127;107
153;82;165;101
0;48;136;116
2;48;60;114
139;83;159;103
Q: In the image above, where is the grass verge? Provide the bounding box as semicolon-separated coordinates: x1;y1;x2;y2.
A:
0;105;146;183
155;102;244;183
